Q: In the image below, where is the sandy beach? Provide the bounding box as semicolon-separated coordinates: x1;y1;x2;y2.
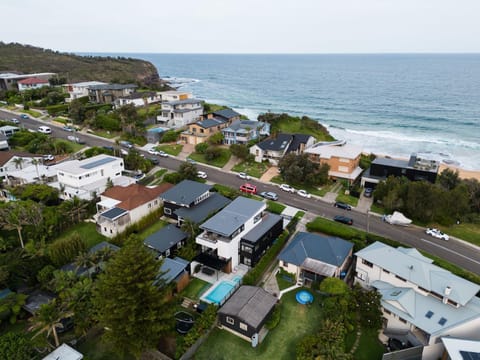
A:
439;164;480;181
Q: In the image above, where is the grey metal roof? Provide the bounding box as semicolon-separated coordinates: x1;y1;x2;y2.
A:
196;118;225;129
160;180;212;206
278;232;353;267
89;241;120;254
157;257;189;284
287;134;314;152
224;120;264;132
372;157;409;168
166;98;202;106
80;156;116;169
99;207;128;220
219;286;277;329
355;242;480;306
89;84;137;90
213;109;241;120
119;91;156;100
144;225;187;253
200;197;265;237
174;193;231;224
256;133;293;151
242;213;282;243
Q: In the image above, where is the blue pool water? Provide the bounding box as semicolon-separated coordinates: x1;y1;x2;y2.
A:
205;281;235;305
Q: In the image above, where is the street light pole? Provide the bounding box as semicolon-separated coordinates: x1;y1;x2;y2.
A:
367;210;370;234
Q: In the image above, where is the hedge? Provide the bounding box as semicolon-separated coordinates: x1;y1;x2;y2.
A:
266;201;286;215
110;207;164;245
46;104;69;116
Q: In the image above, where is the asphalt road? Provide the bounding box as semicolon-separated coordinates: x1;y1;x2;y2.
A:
2;109;480;274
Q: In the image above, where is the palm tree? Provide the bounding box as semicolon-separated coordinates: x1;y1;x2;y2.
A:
29;300;72;348
31;158;41;183
0;201;43;248
12;157;24;170
74;251;95;277
63;196;90;223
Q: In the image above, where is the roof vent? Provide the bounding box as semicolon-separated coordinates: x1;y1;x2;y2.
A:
444;286;452;296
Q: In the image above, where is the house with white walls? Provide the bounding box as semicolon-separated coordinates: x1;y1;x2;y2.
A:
114;91;161;109
17;77;50;91
196;197;267;273
95;183;173;237
0;151;43;182
63;81;107;102
354;242;480;360
158;90;192;103
53;154;134;200
157;98;203;128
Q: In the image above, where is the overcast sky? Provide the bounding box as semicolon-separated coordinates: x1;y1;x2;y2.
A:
2;0;480;53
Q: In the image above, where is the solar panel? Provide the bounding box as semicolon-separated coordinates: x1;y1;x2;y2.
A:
80;156;116;169
460;351;480;360
425;311;434;319
438;317;447;326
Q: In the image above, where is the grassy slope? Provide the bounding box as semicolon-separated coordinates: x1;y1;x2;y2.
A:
0;42;161;87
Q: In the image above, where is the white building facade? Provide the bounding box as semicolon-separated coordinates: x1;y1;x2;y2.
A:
157;98;203;128
63;81;107;102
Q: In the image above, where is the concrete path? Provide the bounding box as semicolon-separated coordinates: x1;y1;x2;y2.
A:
356;192;373;213
278;283;301;299
260;166;279;182
322;182;342;204
262;265;280;297
222;155;240;171
177;143;194;160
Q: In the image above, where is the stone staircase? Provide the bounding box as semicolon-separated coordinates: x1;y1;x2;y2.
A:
181;297;194;308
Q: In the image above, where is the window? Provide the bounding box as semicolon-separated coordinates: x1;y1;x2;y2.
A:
382;269;390;274
154;200;158;205
148;203;152;208
362;259;373;268
177;242;182;249
242;245;253;253
164;207;172;215
226;316;234;325
384;309;391;315
399;317;407;324
165;249;170;257
283;261;289;267
239;322;248;331
395;275;407;282
244;258;251;266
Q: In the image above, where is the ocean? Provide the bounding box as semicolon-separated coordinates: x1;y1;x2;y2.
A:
100;53;480;170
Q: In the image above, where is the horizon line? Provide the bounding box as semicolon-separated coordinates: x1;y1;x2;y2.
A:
75;51;480;55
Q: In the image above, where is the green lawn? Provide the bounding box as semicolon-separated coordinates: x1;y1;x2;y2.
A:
232;161;270;178
195;289;323;360
137;220;168;240
335;192;359;207
270;176;332;197
155;144;183;156
77;333;134;360
90;129;119;139
369;203;385;215
22;109;42;117
272;116;334;142
353;329;385;360
276;273;295;290
189;148;232;168
267;200;286;215
180;278;211;300
437;223;480;246
151;169;168;185
55;222;107;249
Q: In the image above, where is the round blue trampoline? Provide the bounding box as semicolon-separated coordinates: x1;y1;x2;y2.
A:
296;290;314;305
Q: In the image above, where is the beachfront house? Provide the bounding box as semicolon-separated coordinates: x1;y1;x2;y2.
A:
156;98;203;128
212;109;242;123
250;133;315;165
222;120;269;145
0;151;45;183
218;285;277;345
361;154;439;188
160;180;230;226
158;90;192;102
354;241;480;360
53;154;135;200
180;117;227;145
278;232;354;285
114;91;161;109
95;183;173;237
88;83;137;104
42;344;83;360
304;142;364;184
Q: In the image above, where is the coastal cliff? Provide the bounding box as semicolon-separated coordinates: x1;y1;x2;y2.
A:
0;42;168;89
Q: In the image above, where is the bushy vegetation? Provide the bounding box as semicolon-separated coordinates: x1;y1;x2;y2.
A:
278;153;330;187
266;200;286;214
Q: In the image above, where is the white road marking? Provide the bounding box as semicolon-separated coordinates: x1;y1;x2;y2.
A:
420;239;480;265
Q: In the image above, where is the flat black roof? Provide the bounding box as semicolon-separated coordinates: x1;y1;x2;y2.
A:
144;224;187;253
242;213;282;243
174;193;231;224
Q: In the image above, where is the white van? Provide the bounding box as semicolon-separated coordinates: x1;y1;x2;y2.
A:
38;126;52;134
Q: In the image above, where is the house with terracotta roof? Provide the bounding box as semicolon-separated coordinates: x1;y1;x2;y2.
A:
249;133;315;165
95;183;173;237
17;77;50;91
355;242;480;359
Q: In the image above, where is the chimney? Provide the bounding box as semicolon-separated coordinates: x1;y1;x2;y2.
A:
443;286;452;304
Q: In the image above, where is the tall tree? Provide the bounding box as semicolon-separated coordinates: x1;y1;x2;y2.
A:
178;162;197;181
93;236;171;357
0;333;34;360
0;200;43;248
29;300;72;348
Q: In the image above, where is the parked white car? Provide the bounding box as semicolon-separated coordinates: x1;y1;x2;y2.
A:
280;184;295;193
148;148;160;155
38;126;52;134
158;151;169;157
237;172;251;180
297;190;311;198
197;171;208;179
425;228;449;241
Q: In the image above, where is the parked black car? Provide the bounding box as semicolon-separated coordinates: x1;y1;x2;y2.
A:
364;188;373;198
334;202;352;210
333;215;353;225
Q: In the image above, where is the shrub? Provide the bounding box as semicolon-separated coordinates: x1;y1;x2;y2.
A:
110;207;164;245
195;142;209;154
204;146;222;161
213;184;241;199
265;304;281;330
163;172;183;184
48;233;87;267
266;201;286;215
160;130;180;143
46;103;69;116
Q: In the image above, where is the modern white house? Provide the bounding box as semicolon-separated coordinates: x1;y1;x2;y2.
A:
354;242;480;360
196;197;266;272
53;154;134;200
0;134;8;151
222;120;269;145
63;81;107;102
113;91;161;109
0;151;44;182
158;90;192;103
17;77;50;91
157;98;203;128
95;183;173;237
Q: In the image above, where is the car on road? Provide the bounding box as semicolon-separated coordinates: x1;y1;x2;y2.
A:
237;172;251;180
425;228;449;241
147;157;159;165
259;191;279;201
148;148;160;155
119;140;133;149
297;189;311;198
158;151;169;157
364;188;373;198
42;154;55;162
197;171;208;179
10;118;20;124
67;135;85;144
120;149;129;156
334;202;352;210
63;125;76;132
186;158;196;164
38;126;52;134
134;173;146;181
102;145;114;152
20;114;29;119
333;215;353;225
280;184;295;193
239;183;257;194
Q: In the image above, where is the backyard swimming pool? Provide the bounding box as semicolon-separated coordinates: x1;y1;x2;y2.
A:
204;276;243;305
